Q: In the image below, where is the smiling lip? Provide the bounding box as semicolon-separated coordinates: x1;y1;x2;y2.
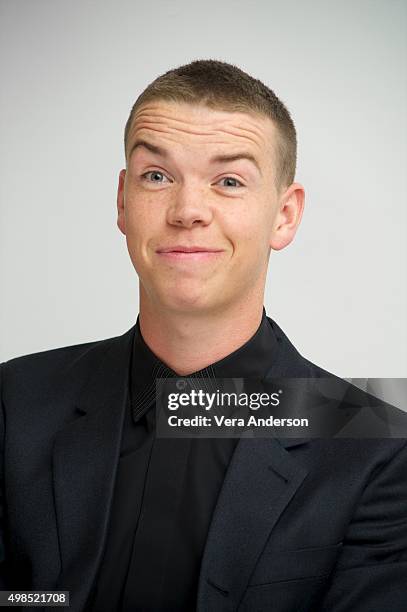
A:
156;245;224;261
157;246;223;253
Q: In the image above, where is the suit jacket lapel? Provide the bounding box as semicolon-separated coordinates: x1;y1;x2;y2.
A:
197;316;313;611
52;326;135;611
197;436;309;611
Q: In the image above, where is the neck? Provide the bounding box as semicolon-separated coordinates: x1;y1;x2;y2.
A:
138;291;265;376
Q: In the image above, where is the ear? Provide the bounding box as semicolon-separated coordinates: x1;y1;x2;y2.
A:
117;169;127;235
269;182;305;251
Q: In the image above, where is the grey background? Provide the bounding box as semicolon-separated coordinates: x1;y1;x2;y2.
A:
1;0;406;377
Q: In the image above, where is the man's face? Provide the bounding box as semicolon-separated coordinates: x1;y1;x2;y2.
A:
117;101;303;315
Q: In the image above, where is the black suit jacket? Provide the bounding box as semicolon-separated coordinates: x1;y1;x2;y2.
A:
1;318;406;611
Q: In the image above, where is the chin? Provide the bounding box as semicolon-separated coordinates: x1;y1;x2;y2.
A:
158;288;221;315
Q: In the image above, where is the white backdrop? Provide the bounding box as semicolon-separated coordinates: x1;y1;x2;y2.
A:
1;0;406;377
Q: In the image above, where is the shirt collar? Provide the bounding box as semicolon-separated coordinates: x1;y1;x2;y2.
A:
129;307;279;423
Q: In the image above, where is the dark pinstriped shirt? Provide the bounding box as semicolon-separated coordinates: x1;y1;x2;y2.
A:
88;308;278;611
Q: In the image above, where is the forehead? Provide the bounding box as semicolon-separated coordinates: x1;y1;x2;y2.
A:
126;101;276;161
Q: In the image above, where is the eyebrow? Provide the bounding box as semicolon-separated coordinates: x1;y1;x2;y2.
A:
128;138;262;174
129;139;166;159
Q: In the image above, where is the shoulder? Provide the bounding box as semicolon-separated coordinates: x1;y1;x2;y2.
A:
267;316;336;378
0;326;135;403
267;317;407;440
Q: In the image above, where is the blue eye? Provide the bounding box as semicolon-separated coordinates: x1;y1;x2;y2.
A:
218;177;243;188
142;171;170;183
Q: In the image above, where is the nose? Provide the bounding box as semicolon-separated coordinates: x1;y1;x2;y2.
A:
167;183;213;229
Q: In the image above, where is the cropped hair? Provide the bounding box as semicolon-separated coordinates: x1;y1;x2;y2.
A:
124;59;297;190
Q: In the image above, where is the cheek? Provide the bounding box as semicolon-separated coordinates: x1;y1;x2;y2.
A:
122;197;159;271
124;193;163;239
226;203;273;256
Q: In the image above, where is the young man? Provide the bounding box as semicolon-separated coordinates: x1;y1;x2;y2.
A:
1;60;406;612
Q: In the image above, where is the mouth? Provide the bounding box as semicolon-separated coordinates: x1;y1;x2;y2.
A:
156;245;224;261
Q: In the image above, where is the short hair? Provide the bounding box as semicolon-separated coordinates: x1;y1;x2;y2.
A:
124;59;297;190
